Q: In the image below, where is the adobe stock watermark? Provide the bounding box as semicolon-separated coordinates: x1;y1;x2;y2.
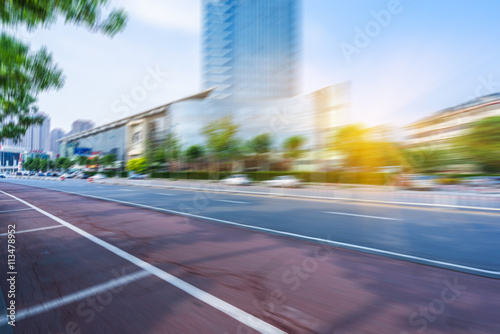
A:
47;267;135;334
400;277;467;334
464;74;500;103
340;0;412;63
109;65;170;121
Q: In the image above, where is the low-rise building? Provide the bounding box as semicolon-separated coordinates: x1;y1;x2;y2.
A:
405;93;500;147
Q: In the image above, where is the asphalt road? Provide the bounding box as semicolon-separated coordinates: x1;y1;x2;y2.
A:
1;178;499;278
0;181;499;333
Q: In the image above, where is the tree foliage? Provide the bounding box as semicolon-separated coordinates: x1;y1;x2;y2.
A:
330;124;402;170
456;116;500;172
126;158;147;174
201;116;240;160
185;145;204;163
283;135;305;160
247;133;272;155
56;157;73;170
101;154;116;167
0;0;127;140
0;34;63;140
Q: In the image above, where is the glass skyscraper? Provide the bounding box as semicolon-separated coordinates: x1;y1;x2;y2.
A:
202;0;300;100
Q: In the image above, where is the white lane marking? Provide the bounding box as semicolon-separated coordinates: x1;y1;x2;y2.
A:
216;199;250;205
0;225;63;236
324;211;402;221
158;193;175;196
0;199;16;202
0;270;151;326
0;208;33;214
28;188;500;278
121;189;134;192
0;190;286;334
5;177;500;211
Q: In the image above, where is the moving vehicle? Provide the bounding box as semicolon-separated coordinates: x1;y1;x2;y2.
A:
263;175;302;188
0;173;5;178
395;174;437;191
129;174;147;179
74;173;89;179
92;173;107;180
220;174;252;186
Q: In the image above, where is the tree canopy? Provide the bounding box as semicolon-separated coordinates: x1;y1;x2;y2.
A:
201;116;241;160
0;0;127;141
283;135;305;160
247;133;272;155
456;116;500;172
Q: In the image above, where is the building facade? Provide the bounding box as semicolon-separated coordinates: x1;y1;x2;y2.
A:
405;93;500;147
202;0;300;100
59;91;213;164
70;120;95;136
49;128;66;156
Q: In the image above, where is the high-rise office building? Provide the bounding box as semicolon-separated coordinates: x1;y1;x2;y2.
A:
49;128;66;155
202;0;300;100
21;112;50;151
70;120;95;135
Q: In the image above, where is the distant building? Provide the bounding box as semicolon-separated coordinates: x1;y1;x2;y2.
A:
58;90;214;164
405;93;500;147
202;0;300;100
70;120;95;136
18;112;51;151
49;128;66;156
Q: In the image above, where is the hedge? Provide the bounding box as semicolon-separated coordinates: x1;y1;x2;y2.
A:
149;171;398;185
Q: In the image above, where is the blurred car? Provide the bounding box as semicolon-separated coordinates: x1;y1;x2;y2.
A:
37;172;45;177
0;173;5;178
395;174;437;190
74;173;89;179
263;175;302;188
16;172;22;176
92;173;107;180
220;174;252;186
22;171;30;176
465;176;500;189
129;174;147;179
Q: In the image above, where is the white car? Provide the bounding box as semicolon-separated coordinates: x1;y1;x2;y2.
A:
220;174;252;186
263;175;302;188
92;173;107;180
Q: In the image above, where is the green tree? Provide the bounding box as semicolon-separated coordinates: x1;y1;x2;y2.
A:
185;145;205;163
39;158;49;171
76;155;89;166
283;135;305;160
0;0;127;141
456;116;500;172
101;154;116;167
202;116;240;161
162;132;180;163
23;157;33;171
31;157;40;171
330;124;404;170
248;133;272;155
126;158;147;174
56;157;73;170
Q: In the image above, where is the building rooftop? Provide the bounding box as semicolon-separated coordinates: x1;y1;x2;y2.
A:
407;92;500;128
58;89;214;143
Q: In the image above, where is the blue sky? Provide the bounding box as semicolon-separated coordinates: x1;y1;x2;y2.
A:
16;0;500;132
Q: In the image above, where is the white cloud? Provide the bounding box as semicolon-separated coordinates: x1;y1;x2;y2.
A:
117;0;201;33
